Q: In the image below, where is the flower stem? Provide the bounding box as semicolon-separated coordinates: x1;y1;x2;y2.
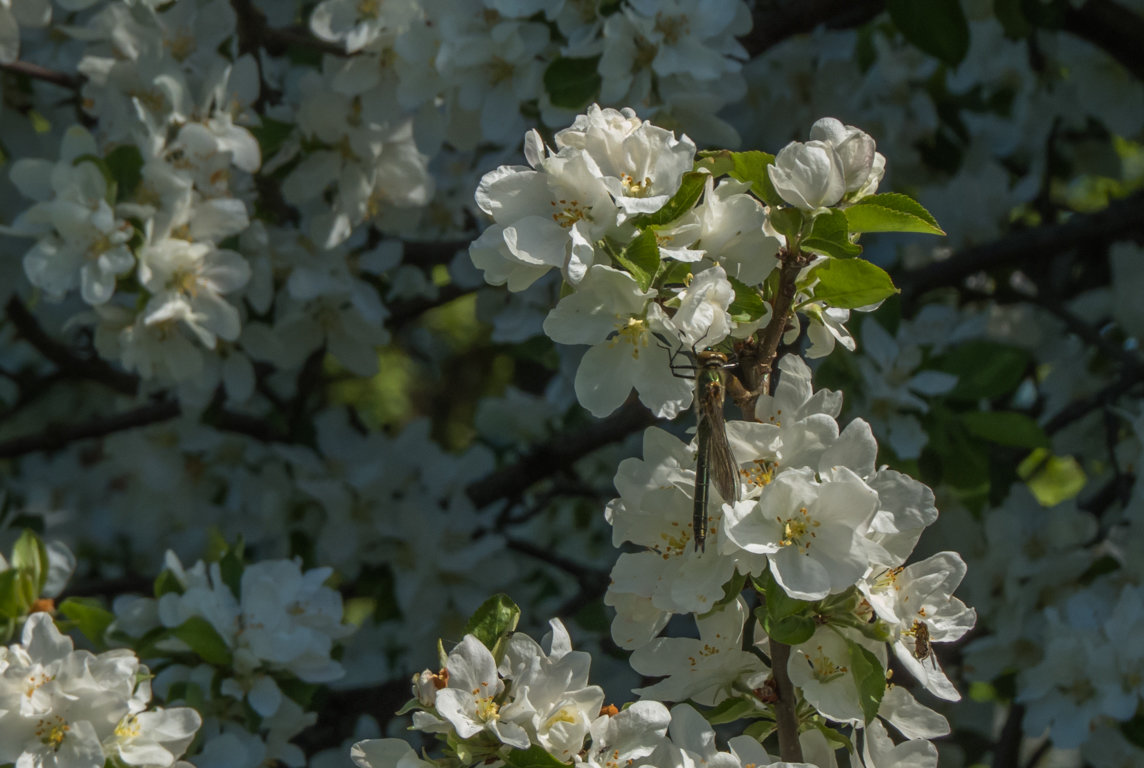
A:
769;637;804;762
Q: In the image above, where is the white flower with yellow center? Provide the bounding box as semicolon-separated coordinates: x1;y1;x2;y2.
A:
724;466;880;600
629;597;764;705
543;265;693;419
432;635;530;749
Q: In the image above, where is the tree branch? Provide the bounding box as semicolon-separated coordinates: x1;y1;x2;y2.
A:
5;297;139;396
0;59;81;90
1063;0;1144;82
899;191;1144;301
465;400;658;509
769;638;804;762
0;400;180;459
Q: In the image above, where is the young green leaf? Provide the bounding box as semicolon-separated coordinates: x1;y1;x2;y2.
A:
727;275;769;324
702;696;759;725
696;150;781;206
636;171;708;227
612;229;661;293
464;593;521;651
802;209;862;258
172;616;234;666
808;258;898;309
57;597;115;647
847;640;886;724
504;745;571;768
843;193;945;235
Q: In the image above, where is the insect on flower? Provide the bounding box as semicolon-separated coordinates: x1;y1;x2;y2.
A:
910;619;937;669
659;334;741;552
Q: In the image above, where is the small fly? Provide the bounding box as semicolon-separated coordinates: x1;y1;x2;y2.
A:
661;336;741;552
910;620;937;669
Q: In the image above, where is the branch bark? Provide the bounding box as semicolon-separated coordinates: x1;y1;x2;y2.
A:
465;400;658;509
769;638;804;762
5;297;139;396
898;191;1144;302
1064;0;1144;82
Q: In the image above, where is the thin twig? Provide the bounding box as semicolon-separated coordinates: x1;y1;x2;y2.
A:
0;59;82;89
465;400;657;509
5;297;139;396
0;400;180;459
899;191;1144;302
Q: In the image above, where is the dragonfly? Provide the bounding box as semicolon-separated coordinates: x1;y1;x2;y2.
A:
661;337;742;552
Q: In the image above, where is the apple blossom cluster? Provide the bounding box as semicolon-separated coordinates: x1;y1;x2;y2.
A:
472;106;916;423
0;611;201;768
463;106;971;765
107;551;353;765
354;608;823;768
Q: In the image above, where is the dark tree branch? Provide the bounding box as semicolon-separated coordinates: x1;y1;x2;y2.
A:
5;297;140;396
0;400;180;459
899;191;1144;302
465;400;658;509
1063;0;1144;82
992;703;1025;768
0;59;81;90
505;536;609;590
742;0;885;57
769;638;804;762
229;0;347;57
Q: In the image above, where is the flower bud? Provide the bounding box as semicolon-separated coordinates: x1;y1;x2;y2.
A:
809;117;885;199
767;140;845;210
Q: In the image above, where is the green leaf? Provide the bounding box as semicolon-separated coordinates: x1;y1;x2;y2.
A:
612;230;661;293
758;606;815;646
543;56;602;110
11;529;49;594
701;696;758;725
742;720;776;742
808;258;898;309
843;193;945;236
762;571;808;621
0;570;25;618
846;641;885;724
154;569;184;598
637;171;708;227
657;259;694;288
887;0;970;67
802;209;862;258
1018;449;1087;506
104;144;144;200
935;341;1029;400
463;593;521;652
249;117;295;160
727;275;768;324
172;616;234;666
504;745;570;768
960;411;1050;449
218;546;244;601
769;207;804;247
57;597;115;646
695;150;781;207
